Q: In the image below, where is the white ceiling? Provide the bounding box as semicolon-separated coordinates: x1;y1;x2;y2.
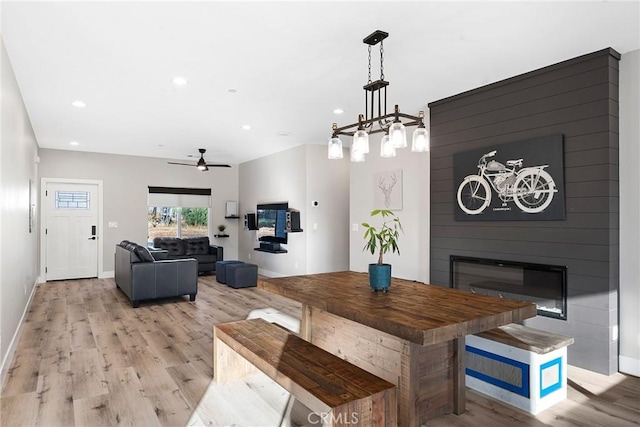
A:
2;1;639;166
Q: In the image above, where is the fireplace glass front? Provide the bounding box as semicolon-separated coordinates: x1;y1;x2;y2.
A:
450;256;567;320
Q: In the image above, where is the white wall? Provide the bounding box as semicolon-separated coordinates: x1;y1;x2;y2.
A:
0;36;40;381
349;139;430;283
305;145;350;274
238;144;350;277
619;48;640;377
38;149;239;274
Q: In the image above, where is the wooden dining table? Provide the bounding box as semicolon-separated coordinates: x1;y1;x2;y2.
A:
258;271;537;427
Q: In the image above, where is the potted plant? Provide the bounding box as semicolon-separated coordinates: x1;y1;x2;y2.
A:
217;224;227;237
362;209;403;292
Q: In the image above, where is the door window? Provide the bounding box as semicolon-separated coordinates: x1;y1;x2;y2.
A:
55;191;90;209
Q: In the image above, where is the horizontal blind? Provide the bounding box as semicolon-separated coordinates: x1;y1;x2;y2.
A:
148;186;211;208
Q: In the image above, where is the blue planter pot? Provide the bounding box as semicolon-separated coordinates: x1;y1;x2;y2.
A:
368;263;392;292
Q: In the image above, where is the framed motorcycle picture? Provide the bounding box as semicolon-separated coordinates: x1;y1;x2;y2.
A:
453;134;566;221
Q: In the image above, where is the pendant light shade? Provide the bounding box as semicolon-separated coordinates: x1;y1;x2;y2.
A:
351;145;365;162
328;136;344;159
380;134;396;158
353;129;370;154
411;124;429;152
388;121;407;148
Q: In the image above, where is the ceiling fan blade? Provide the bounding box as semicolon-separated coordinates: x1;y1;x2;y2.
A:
167;162;196;166
205;163;232;168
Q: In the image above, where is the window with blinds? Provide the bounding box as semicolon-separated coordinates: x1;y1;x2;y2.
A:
147;187;212;245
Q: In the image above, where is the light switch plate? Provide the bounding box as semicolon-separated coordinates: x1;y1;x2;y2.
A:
108;222;118;228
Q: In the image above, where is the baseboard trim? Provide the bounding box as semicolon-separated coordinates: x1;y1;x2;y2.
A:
0;279;39;390
99;270;114;279
619;355;640;377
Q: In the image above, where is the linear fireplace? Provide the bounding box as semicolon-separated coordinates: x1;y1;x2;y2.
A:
450;256;567;320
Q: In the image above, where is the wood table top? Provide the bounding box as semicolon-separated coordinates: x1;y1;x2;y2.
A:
259;271;537;346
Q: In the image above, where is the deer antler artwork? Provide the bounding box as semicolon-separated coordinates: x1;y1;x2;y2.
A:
378;173;398;208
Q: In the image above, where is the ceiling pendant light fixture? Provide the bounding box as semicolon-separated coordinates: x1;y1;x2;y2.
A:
328;30;429;161
352;115;370;154
328;124;344;159
388;108;407;149
411;113;430;152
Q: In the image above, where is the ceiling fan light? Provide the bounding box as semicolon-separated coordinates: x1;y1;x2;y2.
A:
389;121;407;148
411;125;429;152
380;134;396;158
328;136;344;159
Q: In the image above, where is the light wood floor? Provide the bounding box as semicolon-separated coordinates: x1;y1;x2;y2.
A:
1;276;638;426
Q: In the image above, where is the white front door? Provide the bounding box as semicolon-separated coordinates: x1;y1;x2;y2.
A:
45;182;99;280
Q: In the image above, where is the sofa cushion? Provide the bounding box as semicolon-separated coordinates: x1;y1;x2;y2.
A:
183;237;210;255
134;245;155;263
153;237;186;256
190;254;217;264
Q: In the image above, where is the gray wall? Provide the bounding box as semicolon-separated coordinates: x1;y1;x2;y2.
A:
428;49;620;375
38;149;239;274
238;144;350;277
0;37;40;379
619;48;640;376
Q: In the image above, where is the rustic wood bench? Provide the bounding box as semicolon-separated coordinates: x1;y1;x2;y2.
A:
214;318;397;426
465;323;574;414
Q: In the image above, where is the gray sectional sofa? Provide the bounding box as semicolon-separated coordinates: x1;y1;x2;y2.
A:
115;240;198;307
152;236;223;274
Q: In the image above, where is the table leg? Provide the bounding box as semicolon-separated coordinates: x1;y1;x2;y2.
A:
305;306;456;426
453;336;466;414
300;304;312;340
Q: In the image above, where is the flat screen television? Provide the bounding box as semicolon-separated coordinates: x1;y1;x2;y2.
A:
256;202;288;245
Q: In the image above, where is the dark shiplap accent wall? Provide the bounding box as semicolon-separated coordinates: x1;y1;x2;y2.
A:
428;48;620;375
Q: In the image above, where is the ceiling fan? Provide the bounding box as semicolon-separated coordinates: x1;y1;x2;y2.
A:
167;149;231;171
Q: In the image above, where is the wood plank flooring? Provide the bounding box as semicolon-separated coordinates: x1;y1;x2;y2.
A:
1;276;639;426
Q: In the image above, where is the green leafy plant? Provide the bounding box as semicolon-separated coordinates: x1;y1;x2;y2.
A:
182;207;208;226
217;224;227;234
362;209;403;265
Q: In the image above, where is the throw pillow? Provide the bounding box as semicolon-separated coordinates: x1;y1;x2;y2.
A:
134;245;155;263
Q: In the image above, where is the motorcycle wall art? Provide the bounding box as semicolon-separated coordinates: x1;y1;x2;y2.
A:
453;135;565;221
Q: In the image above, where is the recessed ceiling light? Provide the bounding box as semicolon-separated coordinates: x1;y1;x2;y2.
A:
276;131;291;137
333;108;344;114
171;76;188;86
228;88;237;93
71;100;86;108
69;141;79;146
242;125;252;130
